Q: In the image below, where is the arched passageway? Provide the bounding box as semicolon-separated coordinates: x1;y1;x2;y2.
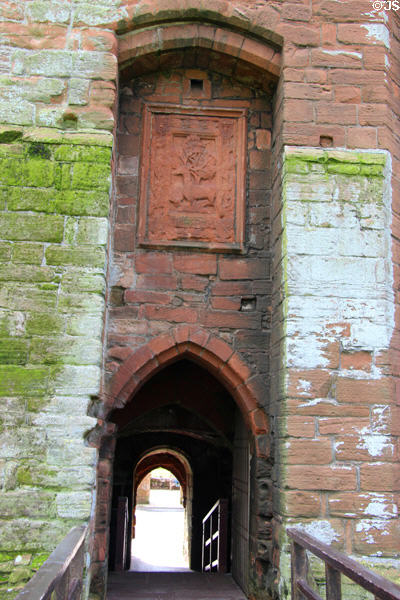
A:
108;357;253;591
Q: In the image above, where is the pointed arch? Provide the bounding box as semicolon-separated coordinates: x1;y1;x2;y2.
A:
104;325;268;439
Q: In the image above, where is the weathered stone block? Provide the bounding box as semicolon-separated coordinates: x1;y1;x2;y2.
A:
45;245;105;267
61;270;105;294
55;491;92;519
55;190;110;216
0;214;63;242
76;218;108;245
12;243;44;264
71;162;111;191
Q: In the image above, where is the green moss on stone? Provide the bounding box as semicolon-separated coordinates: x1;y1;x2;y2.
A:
16;468;33;486
71;162;110;191
0;339;28;365
56;190;110;216
7;187;56;213
0;131;23;144
45;245;105;268
327;162;360;175
54;144;111;163
0;265;55;283
8;567;31;585
25;312;65;336
30;553;49;570
0;366;49;396
0;244;11;262
0;214;63;243
12;243;43;264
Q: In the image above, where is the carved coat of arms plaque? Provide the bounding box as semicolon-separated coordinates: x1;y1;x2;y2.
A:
138;104;247;251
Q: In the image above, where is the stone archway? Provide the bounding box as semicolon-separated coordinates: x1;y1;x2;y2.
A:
103;326;269;441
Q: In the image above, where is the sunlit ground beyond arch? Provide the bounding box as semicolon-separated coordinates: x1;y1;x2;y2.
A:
131;468;191;572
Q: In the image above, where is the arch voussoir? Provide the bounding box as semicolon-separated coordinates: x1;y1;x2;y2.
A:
106;326;265;436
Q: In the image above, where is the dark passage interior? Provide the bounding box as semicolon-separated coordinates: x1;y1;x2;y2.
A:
108;359;251;592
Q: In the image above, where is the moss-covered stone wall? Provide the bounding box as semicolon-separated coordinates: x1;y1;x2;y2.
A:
0;126;111;598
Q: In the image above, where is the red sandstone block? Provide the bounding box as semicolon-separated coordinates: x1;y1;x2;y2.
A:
255;129;271;150
173;253;216;275
285;82;333;101
321;23;337;47
283;98;314;122
286;439;333;464
107;346;134;361
180;274;208;292
148;333;176;356
316;102;357;124
328;491;396;518
248;409;269;436
124;290;171;305
363;46;387;71
283;47;309;68
288;399;370;418
279;23;320;47
314;0;374;22
311;49;362;69
335;85;361;104
305;69;327;84
318;417;370;435
81;28;117;53
135;253;173;274
371;406;400;436
114;225;135;252
360;463;400;491
286;465;357;491
211;297;241;311
227;352;252;383
335;435;397;462
249;150;270;170
3;22;67;49
329;69;383;85
136;274;178;290
337;24;378;45
362;85;387;103
341;350;372;371
359;104;389;127
205;336;234;363
143;305;197;323
353;519;400;557
287;369;332;399
282;491;321;517
90;80;116;108
285;416;315;438
202;310;260;330
219;258;268;280
281;3;312;22
336;377;394;404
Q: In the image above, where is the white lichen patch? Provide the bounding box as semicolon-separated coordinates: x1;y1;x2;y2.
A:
361;23;390;48
298;520;340;544
364;494;397;518
357;432;393;458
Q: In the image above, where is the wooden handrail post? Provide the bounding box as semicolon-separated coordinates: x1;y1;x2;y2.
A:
291;540;307;600
326;564;341;600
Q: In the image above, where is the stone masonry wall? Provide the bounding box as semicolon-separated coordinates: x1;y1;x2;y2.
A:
0;128;112;597
273;147;399;597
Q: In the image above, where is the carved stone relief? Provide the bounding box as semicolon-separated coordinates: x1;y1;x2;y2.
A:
138;104;246;251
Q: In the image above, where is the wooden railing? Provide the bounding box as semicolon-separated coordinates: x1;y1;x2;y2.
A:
202;498;228;574
16;525;87;600
288;527;400;600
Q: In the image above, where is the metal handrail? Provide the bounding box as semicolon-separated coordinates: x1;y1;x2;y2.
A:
288;527;400;600
16;525;87;600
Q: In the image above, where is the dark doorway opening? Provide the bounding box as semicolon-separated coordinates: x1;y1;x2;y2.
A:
108;358;251;592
